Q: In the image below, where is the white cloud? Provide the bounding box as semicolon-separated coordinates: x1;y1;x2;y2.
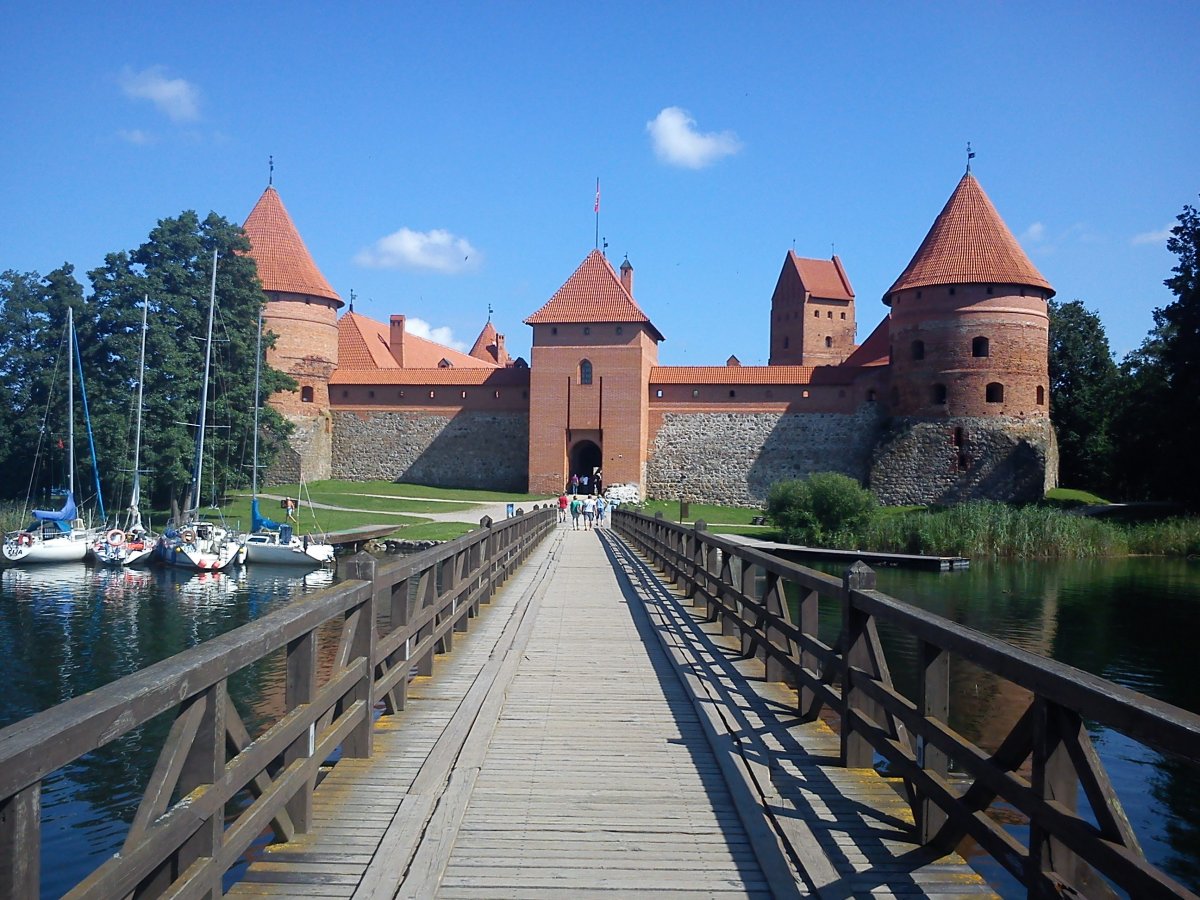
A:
1132;224;1174;246
646;106;742;169
117;128;154;145
119;66;201;122
354;228;480;273
404;317;467;352
1020;222;1046;244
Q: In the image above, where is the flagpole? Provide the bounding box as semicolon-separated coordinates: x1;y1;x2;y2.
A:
594;177;600;250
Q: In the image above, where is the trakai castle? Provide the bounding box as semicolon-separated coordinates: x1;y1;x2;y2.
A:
242;170;1057;506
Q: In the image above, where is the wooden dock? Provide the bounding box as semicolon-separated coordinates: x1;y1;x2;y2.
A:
229;526;991;898
720;533;971;571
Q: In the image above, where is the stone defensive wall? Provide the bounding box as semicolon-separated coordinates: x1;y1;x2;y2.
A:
645;406;886;507
869;415;1057;506
331;409;530;492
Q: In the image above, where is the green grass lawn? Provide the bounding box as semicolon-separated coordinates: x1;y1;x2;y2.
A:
1044;487;1111;506
638;499;766;526
301;480;551;504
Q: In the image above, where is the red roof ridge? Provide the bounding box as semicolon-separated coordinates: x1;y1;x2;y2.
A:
243;187;342;306
525;250;663;341
786;251;855;301
885;172;1053;300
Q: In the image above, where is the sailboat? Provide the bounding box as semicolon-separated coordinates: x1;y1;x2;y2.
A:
153;251;242;571
3;308;100;564
242;308;335;566
94;296;157;566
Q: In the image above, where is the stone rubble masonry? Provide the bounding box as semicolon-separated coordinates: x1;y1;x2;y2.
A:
869;416;1057;506
265;414;333;485
332;410;529;491
646;406;885;507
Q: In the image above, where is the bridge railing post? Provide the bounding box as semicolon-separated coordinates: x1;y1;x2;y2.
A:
797;585;821;719
0;781;40;898
343;589;377;760
841;561;878;768
916;638;949;842
178;681;228;897
284;628;318;832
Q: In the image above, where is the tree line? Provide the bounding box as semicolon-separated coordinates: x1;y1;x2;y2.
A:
0;211;294;518
1050;197;1200;508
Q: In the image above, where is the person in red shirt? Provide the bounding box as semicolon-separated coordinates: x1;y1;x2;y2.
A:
557;493;569;524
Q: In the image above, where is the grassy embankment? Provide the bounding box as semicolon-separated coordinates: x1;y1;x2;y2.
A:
636;488;1200;559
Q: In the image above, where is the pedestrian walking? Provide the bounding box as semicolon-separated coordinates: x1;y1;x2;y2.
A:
557;493;569;524
595;495;607;529
569;496;582;530
570;474;579;495
583;495;596;530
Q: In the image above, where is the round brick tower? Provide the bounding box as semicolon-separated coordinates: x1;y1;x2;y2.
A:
243;185;343;482
870;170;1058;504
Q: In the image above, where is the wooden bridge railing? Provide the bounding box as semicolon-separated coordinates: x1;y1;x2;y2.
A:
614;508;1200;900
0;505;556;899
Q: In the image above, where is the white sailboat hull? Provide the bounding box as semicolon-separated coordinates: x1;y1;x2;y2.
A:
2;531;91;564
243;535;335;566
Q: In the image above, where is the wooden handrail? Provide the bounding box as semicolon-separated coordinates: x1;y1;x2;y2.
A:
613;507;1200;899
0;506;556;899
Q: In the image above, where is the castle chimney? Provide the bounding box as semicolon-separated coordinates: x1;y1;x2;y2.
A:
495;332;508;365
389;315;406;367
620;256;633;295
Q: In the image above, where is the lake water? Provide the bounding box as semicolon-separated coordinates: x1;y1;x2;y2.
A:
1;556;1198;896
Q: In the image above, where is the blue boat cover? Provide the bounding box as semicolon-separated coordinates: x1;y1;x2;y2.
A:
33;492;76;532
251;498;281;533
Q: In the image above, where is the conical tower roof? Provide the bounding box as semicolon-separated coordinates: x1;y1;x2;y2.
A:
469;319;512;366
885;172;1053;302
243;186;343;307
525;249;663;341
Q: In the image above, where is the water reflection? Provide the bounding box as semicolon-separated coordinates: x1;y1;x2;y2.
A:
0;562;338;898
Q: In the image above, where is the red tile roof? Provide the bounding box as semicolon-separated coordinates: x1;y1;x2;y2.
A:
525;250;664;341
789;253;855;301
650;365;861;386
469;320;512;366
841;316;890;367
243;187;342;306
336;311;499;372
886;173;1053;300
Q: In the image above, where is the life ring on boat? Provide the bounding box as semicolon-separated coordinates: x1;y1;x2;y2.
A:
180;529;196;545
107;529;125;547
16;533;32;547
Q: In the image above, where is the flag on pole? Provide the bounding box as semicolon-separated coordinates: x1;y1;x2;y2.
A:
594;178;600;213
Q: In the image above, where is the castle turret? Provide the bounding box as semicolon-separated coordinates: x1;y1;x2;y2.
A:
243;185;342;482
870;170;1057;504
769;252;856;366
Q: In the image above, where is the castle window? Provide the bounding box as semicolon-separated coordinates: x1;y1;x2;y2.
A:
580;360;593;385
802;390;810;399
729;390;736;398
368;390;375;398
399;391;405;398
953;427;964;447
932;383;947;405
494;390;500;398
461;391;467;399
342;390;348;398
840;312;846;319
583;326;591;335
429;391;435;399
692;389;700;398
301;386;314;403
867;389;876;402
655;389;663;398
438;358;452;368
616;326;623;335
552;327;558;334
1037;385;1045;405
986;382;1004;403
912;340;925;361
972;336;990;358
825;336;833;348
813;310;819;318
827;311;833;319
949;287;956;296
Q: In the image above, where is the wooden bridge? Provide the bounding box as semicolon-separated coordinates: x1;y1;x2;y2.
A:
1;508;1198;898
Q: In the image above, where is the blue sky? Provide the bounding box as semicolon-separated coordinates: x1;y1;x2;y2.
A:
2;3;1196;364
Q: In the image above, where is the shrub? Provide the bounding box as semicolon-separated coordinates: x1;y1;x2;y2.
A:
767;473;877;545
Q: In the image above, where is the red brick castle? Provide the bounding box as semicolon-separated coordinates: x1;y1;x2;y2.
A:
243;170;1057;506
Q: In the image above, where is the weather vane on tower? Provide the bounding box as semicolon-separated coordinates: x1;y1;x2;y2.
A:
966;142;975;173
269;155;274;186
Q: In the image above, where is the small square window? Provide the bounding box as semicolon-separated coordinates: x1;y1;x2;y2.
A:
461;391;467;399
813;310;819;318
429;391;435;399
729;390;736;398
655;389;663;398
827;311;833;319
342;390;348;398
840;312;846;320
368;390;375;398
494;390;500;398
616;326;623;335
583;326;591;335
692;389;700;398
551;326;558;335
802;390;810;398
399;391;405;398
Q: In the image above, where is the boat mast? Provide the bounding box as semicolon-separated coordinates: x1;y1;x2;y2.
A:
189;250;219;520
130;295;148;525
67;306;75;503
252;305;263;498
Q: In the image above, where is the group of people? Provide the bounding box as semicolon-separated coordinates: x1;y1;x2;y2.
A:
568;471;601;495
557;492;608;530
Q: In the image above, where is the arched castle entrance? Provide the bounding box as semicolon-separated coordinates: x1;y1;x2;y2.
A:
569;440;602;492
